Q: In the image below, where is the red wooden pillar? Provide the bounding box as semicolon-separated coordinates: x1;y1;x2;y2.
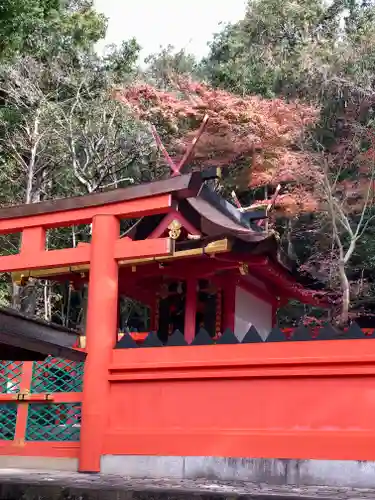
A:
79;214;119;473
184;277;197;344
222;279;236;332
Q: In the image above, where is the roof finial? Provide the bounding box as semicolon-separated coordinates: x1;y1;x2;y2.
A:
151;114;209;177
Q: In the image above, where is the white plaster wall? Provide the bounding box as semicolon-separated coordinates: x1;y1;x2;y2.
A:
234;286;272;341
241;274;268;291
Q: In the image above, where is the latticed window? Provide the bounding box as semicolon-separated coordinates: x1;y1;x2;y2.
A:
26;403;81;441
0;403;17;440
0;362;22;394
31;357;84;393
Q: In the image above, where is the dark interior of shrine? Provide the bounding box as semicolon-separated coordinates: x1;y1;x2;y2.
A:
122;278;219;342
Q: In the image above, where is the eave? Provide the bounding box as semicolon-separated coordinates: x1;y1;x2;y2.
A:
0;307;85;361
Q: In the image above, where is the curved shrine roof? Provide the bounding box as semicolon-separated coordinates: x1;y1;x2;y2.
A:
0;171;332;307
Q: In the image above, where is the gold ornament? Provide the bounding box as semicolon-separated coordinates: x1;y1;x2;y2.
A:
168;219;182;240
239;263;249;275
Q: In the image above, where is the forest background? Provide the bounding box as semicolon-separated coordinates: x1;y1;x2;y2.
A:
2;0;375;329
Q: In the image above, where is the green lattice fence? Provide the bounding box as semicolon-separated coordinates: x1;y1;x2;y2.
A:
26;403;81;441
0;358;84;443
0;362;22;394
0;403;17;440
31;357;84;393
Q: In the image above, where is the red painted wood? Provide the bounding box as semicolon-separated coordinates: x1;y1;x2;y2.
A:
0;194;172;233
222;278;236;331
0;393;82;403
79;215;119;473
114;238;172;261
0;246;90;272
0;441;79;458
21;227;45;254
0;237;173;273
184;277;197;343
106;341;375;460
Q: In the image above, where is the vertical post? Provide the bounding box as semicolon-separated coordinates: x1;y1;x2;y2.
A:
17;227;46;313
14;361;33;446
272;301;278;327
21;227;45;254
184;277;197;344
222;279;236;332
149;292;159;331
79;215;119;473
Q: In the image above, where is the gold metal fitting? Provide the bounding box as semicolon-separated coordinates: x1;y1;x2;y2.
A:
168;219;182;240
239;263;249;275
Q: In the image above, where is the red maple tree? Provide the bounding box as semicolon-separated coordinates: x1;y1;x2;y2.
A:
116;79;375;219
115;80;319;214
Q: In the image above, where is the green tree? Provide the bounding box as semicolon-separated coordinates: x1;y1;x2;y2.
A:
144;45;200;89
0;0;106;62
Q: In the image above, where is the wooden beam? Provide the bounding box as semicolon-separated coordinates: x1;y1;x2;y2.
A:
0;173;204;222
118;238;231;266
2;238;173;273
0;194;173;234
120;258;237;283
0;246;91;272
114;238;174;261
11;239;231;281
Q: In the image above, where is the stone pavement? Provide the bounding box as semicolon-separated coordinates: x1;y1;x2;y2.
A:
0;469;375;499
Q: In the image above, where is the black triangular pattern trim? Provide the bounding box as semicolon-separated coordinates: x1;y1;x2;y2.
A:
316;324;340;341
191;328;214;345
265;327;286;343
242;325;263;343
142;331;163;347
291;325;312;342
216;328;239;344
166;329;188;346
115;333;139;349
344;322;365;339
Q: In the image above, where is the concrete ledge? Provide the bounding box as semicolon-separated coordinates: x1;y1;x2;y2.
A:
101;455;375;488
0;456;77;471
0;468;375;499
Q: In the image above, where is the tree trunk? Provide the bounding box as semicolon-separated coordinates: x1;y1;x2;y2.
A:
338;260;350;326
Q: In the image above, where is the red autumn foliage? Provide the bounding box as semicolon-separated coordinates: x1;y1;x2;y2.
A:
115;80;319;212
115;80;375;217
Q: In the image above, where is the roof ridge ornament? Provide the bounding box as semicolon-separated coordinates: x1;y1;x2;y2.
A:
151;115;209;177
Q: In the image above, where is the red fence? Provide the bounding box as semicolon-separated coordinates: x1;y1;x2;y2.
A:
106;339;375;461
1;337;375;467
